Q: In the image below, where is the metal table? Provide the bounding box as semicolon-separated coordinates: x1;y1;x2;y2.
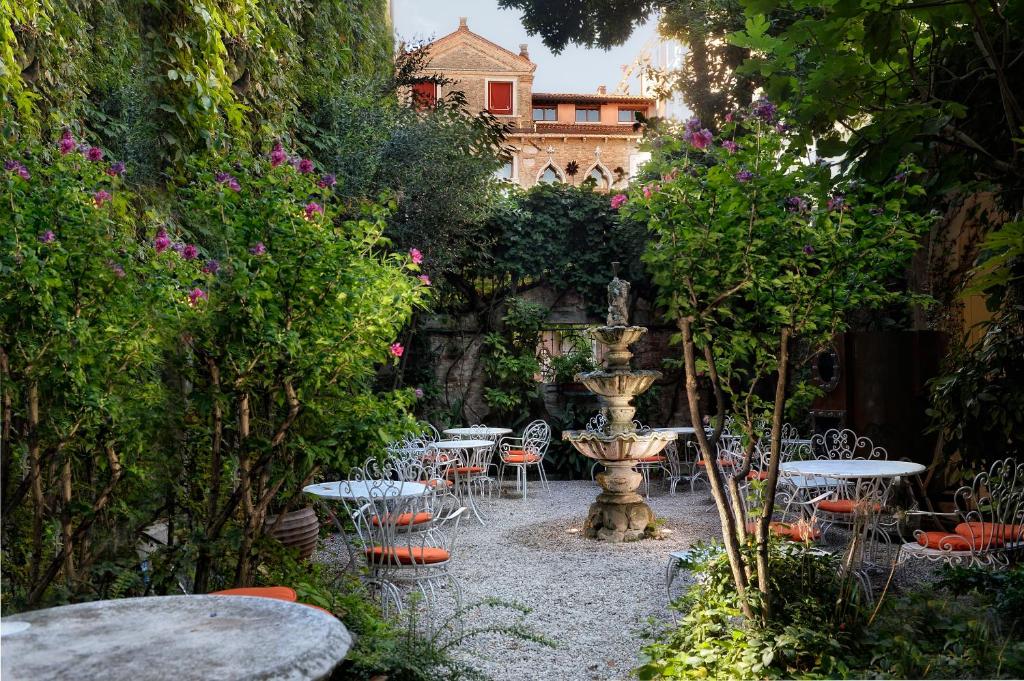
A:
0;595;350;681
442;426;513;439
304;479;428;501
653;426;711;495
429;439;495;524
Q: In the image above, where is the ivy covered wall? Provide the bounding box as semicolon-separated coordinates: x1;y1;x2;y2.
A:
1;0;393;172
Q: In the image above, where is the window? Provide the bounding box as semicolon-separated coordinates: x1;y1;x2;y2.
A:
588;167;609;189
411;81;436;109
538;165;562;184
487;81;514;115
618;108;644;123
575;106;600;123
495;160;515;182
532;106;557;121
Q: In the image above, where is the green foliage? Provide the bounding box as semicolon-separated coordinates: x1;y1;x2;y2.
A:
641;544;1024;679
631;104;932;417
549;343;596;384
481;298;547;424
0;137;197;606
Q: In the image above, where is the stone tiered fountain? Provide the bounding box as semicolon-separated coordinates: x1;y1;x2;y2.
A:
563;266;677;542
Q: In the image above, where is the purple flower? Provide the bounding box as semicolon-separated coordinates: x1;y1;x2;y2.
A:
303;202;323;220
414;388;424;399
108;260;126;278
86;147;104;162
4;160;18;171
270;142;287;168
6;160;29;180
688;129;713;150
187;288;207;306
317;173;337;189
93;190;112;207
735;169;754;183
785;196;808;213
721;140;738;153
171;242;185;254
154;232;171;253
418;274;431;286
297;158;314;174
685;117;703;132
59;130;77;155
202;259;220;275
775;121;788;134
249;242;267;255
16;165;30;180
182;244;198;260
38;230;56;244
893;172;907;182
752;99;777;123
106;161;126;177
803;244;815;255
610;193;628;210
216;172;241;192
827;195;845;212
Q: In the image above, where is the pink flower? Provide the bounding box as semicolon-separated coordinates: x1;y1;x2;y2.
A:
38;230;56;243
414;388;424;399
725;113;734;123
182;244;198;260
418;274;431;286
249;242;267;255
108;260;126;278
93;190;112;207
610;193;627;210
154;233;171;253
409;248;423;265
642;185;654;199
16;165;30;180
187;288;207;306
59;130;77;155
270;142;287;167
389;342;404;358
687;129;713;150
721;140;738;153
86;147;104;162
297;158;314;174
303;202;323;220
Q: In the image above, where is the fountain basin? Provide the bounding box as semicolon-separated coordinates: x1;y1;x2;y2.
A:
590;326;647;347
576;369;661;398
562;430;677;462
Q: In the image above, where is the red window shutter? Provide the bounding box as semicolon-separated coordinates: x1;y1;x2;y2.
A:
488;81;514;115
412;81;436;109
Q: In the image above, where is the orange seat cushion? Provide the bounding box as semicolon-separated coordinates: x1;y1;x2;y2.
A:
364;546;451;565
637;455;667;463
747;470;769;481
916;531;977;551
370;512;433;527
211;586;297;602
696;459;735;467
745;521;820;542
956;522;1023;544
817;499;883;514
448;466;484;476
505;451;540;464
425;478;454;488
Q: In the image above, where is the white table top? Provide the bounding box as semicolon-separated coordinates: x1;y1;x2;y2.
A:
780;459;925;480
653;426;706;435
303;479;428;500
429;439;495;449
443;427;513;436
0;595;349;681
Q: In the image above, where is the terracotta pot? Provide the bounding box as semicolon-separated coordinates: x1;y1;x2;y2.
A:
265;506;319;561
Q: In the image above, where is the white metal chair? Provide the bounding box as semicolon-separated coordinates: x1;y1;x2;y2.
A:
498;420;551;499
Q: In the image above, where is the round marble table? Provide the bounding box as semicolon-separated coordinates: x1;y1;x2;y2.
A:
0;595;350;681
780;459;925;480
442;426;513;438
428;438;495;450
303;479;428;501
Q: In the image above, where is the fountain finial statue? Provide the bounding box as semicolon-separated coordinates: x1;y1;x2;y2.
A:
606;263;630;327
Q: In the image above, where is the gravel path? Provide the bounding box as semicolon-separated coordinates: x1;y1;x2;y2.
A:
443;480;721;681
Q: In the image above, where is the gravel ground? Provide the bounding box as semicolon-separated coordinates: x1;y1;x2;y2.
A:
439;480;721;681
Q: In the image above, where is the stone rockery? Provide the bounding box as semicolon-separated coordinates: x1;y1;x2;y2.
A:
562;266;676;541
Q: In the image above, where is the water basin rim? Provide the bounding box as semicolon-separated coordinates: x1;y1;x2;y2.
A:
575;369;662;380
562;430;678;442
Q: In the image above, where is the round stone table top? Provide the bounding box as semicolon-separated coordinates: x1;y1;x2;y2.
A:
429;439;495;450
780;459;926;480
0;595;351;681
652;426;709;436
443;427;513;437
304;479;427;500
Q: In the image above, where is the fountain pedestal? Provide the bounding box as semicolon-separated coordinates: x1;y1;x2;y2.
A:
562;265;675;543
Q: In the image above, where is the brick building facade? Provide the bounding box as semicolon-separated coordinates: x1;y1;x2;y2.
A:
413;18;653;190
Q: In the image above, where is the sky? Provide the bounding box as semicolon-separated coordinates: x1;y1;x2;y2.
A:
391;0;659;95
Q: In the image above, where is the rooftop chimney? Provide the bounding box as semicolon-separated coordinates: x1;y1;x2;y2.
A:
519;43;530;59
458;17;468;30
597;85;607;95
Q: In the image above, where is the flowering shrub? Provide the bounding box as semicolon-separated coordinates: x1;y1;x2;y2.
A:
0;136;199;605
171;147;429;587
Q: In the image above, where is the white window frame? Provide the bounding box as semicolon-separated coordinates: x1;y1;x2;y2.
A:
584;163;612;189
536;163;565;184
495;155;518;184
485;77;519;117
